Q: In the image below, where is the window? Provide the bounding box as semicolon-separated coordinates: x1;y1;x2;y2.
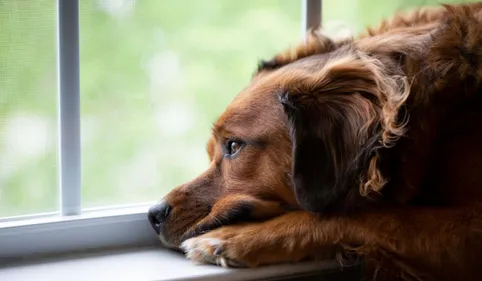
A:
0;0;58;217
78;0;301;208
0;0;301;219
0;0;306;261
1;0;477;264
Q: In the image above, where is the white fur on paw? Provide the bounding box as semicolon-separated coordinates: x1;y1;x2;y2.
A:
180;237;244;268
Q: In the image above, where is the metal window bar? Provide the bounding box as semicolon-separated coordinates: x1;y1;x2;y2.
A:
302;0;322;36
57;0;81;216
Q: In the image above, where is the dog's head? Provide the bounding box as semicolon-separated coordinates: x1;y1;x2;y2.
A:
148;28;429;248
148;72;297;248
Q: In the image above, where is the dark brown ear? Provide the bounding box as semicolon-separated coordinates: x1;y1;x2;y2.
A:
280;90;381;214
276;44;413;213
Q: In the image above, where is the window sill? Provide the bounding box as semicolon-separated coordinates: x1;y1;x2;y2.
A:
0;205;158;260
0;246;361;281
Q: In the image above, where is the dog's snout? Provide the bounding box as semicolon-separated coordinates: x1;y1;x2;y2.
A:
148;200;172;234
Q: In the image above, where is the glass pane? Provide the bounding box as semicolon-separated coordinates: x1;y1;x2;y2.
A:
323;0;480;35
0;1;58;217
79;0;300;208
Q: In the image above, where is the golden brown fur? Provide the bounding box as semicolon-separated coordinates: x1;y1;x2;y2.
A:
148;3;482;280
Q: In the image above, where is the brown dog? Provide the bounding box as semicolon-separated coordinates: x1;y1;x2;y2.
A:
148;3;482;280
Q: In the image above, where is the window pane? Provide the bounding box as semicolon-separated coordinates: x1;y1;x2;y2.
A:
323;0;479;35
79;0;300;208
0;1;58;217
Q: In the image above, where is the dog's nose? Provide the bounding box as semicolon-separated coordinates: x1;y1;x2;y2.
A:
147;200;172;234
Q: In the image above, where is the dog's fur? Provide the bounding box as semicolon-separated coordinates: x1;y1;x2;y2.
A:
151;3;482;280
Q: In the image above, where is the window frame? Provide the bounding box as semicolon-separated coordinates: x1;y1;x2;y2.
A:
58;0;82;217
0;0;322;261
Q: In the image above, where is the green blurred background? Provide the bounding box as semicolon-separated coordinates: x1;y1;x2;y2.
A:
0;0;477;217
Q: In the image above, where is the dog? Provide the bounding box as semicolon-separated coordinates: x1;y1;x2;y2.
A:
148;3;482;280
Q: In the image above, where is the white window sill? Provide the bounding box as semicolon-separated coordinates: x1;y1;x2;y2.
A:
0;246;360;281
0;205;362;280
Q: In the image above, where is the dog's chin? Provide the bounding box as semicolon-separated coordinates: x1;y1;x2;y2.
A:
178;216;247;244
158;233;182;251
157;222;221;251
163;206;255;250
179;223;218;242
156;223;190;251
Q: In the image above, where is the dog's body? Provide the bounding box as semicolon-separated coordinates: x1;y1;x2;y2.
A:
148;3;482;280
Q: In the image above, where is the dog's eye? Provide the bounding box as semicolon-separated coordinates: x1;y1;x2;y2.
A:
225;140;243;156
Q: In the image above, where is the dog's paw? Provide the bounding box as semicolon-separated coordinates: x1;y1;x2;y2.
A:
180;236;246;268
179;217;327;268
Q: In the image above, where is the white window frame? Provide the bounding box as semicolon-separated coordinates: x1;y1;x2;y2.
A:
0;0;322;260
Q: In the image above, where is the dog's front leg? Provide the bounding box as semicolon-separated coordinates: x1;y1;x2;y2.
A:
180;206;482;281
179;211;338;268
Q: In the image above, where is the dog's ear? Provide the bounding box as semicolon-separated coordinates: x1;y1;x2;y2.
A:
279;55;409;213
280;91;377;213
